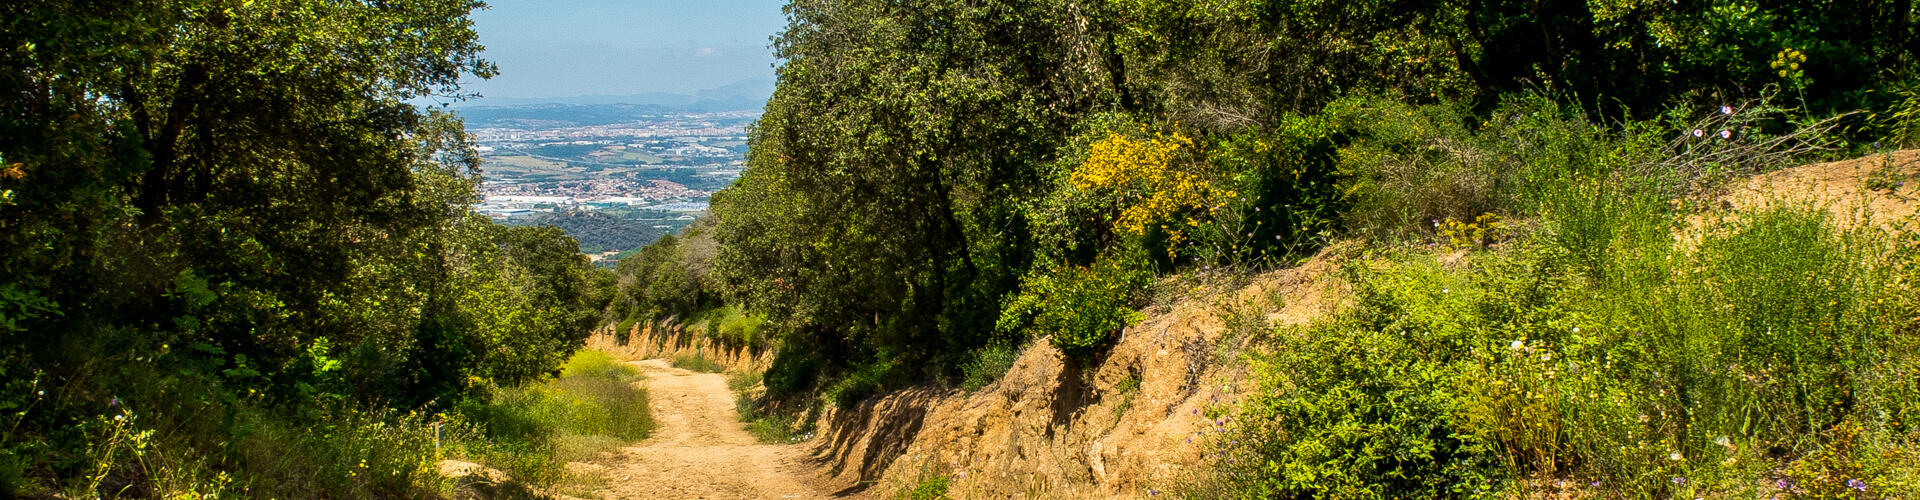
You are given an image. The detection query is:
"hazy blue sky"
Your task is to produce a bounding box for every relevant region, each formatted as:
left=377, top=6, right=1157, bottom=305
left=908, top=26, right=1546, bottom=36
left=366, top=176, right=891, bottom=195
left=460, top=0, right=788, bottom=99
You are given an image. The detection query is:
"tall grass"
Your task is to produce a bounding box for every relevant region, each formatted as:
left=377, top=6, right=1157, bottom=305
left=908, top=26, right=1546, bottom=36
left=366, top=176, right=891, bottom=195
left=727, top=370, right=806, bottom=444
left=1197, top=96, right=1919, bottom=497
left=1201, top=186, right=1920, bottom=497
left=671, top=353, right=726, bottom=373
left=454, top=349, right=654, bottom=487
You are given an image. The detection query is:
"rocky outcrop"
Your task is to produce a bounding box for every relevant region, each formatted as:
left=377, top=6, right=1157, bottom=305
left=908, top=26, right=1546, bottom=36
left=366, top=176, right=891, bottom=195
left=587, top=319, right=771, bottom=373
left=802, top=253, right=1348, bottom=498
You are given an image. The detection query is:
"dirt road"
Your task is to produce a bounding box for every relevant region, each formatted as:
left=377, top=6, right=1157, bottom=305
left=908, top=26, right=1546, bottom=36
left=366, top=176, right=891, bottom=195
left=573, top=359, right=855, bottom=499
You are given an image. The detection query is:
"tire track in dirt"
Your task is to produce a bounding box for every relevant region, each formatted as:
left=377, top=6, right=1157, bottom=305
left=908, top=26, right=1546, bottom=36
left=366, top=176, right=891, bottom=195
left=572, top=359, right=857, bottom=499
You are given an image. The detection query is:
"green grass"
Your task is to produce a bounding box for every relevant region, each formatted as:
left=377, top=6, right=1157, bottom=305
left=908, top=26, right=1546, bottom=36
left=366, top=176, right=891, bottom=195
left=1187, top=94, right=1920, bottom=498
left=671, top=353, right=726, bottom=373
left=960, top=343, right=1020, bottom=392
left=454, top=349, right=654, bottom=487
left=727, top=370, right=808, bottom=444
left=1198, top=194, right=1920, bottom=498
left=900, top=474, right=951, bottom=500
left=697, top=305, right=768, bottom=351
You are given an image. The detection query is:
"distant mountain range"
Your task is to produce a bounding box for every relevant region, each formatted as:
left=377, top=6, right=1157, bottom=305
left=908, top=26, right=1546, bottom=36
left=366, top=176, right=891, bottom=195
left=454, top=78, right=774, bottom=111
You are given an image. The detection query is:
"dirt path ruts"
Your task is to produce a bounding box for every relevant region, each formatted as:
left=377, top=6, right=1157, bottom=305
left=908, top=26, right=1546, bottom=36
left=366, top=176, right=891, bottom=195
left=575, top=359, right=855, bottom=499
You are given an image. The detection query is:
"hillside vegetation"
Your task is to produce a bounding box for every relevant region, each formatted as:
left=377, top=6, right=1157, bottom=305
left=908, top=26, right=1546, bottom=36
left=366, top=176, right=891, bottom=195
left=0, top=1, right=634, bottom=496
left=607, top=0, right=1920, bottom=497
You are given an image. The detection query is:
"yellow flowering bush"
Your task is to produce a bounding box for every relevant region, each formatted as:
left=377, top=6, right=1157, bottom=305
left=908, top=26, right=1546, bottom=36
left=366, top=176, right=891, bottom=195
left=1067, top=130, right=1228, bottom=248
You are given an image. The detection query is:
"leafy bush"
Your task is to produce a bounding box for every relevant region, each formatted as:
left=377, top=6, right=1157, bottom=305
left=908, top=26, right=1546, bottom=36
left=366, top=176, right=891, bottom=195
left=960, top=343, right=1021, bottom=392
left=1209, top=197, right=1920, bottom=497
left=456, top=349, right=653, bottom=485
left=825, top=359, right=896, bottom=408
left=902, top=474, right=951, bottom=500
left=1208, top=259, right=1500, bottom=499
left=670, top=353, right=726, bottom=373
left=615, top=316, right=639, bottom=344
left=1187, top=116, right=1344, bottom=265
left=998, top=256, right=1150, bottom=359
left=727, top=370, right=807, bottom=444
left=704, top=305, right=768, bottom=351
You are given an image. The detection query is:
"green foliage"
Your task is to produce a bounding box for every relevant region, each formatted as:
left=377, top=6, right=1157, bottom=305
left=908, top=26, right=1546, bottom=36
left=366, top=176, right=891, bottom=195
left=1209, top=262, right=1501, bottom=499
left=704, top=305, right=768, bottom=351
left=670, top=354, right=726, bottom=374
left=615, top=316, right=640, bottom=344
left=455, top=350, right=652, bottom=486
left=0, top=1, right=614, bottom=494
left=1188, top=116, right=1344, bottom=265
left=728, top=370, right=808, bottom=444
left=901, top=474, right=951, bottom=500
left=1871, top=83, right=1920, bottom=149
left=1210, top=192, right=1920, bottom=496
left=998, top=256, right=1150, bottom=359
left=960, top=343, right=1021, bottom=392
left=612, top=224, right=719, bottom=325
left=698, top=0, right=1920, bottom=411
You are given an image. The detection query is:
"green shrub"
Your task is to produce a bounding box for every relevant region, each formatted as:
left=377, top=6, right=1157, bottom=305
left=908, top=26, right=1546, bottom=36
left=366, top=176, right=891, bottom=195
left=456, top=349, right=654, bottom=486
left=1187, top=115, right=1343, bottom=265
left=998, top=255, right=1150, bottom=359
left=825, top=359, right=896, bottom=408
left=671, top=353, right=726, bottom=373
left=561, top=349, right=640, bottom=381
left=960, top=343, right=1021, bottom=392
left=726, top=370, right=807, bottom=444
left=704, top=306, right=768, bottom=351
left=901, top=474, right=951, bottom=500
left=1208, top=257, right=1501, bottom=499
left=1211, top=199, right=1920, bottom=497
left=615, top=316, right=639, bottom=344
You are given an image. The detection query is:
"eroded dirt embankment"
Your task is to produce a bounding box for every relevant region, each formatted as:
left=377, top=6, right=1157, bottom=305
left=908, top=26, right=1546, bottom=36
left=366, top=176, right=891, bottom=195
left=784, top=151, right=1920, bottom=499
left=589, top=320, right=770, bottom=373
left=793, top=256, right=1348, bottom=498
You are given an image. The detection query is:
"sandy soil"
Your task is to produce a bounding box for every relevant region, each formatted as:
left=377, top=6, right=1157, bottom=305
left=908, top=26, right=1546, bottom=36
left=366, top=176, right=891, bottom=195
left=571, top=359, right=859, bottom=500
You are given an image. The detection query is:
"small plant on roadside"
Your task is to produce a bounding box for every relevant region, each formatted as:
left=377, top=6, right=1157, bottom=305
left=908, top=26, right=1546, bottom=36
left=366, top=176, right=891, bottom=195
left=960, top=343, right=1020, bottom=392
left=1782, top=420, right=1896, bottom=500
left=455, top=350, right=653, bottom=487
left=900, top=473, right=951, bottom=500
left=1864, top=155, right=1909, bottom=192
left=1437, top=213, right=1508, bottom=249
left=671, top=353, right=725, bottom=373
left=997, top=256, right=1150, bottom=359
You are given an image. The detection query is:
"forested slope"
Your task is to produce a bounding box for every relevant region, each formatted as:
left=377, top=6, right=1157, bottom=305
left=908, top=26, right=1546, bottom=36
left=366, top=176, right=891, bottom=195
left=607, top=0, right=1920, bottom=497
left=1, top=1, right=618, bottom=496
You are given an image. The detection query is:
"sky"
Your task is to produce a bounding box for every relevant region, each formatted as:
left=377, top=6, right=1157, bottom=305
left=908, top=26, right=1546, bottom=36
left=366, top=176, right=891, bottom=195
left=458, top=0, right=788, bottom=100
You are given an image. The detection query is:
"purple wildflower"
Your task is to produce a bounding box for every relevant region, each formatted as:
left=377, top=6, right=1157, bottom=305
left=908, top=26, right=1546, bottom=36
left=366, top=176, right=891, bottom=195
left=1693, top=129, right=1705, bottom=138
left=1720, top=130, right=1731, bottom=139
left=1721, top=105, right=1734, bottom=115
left=1848, top=478, right=1867, bottom=491
left=1672, top=476, right=1686, bottom=485
left=109, top=396, right=119, bottom=407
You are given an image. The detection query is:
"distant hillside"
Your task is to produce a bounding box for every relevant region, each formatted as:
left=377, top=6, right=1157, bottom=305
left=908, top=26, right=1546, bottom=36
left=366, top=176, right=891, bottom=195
left=505, top=209, right=692, bottom=256
left=454, top=78, right=774, bottom=116
left=455, top=103, right=763, bottom=130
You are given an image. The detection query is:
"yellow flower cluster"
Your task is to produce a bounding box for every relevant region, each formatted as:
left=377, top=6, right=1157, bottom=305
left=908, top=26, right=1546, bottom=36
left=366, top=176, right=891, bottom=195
left=1069, top=130, right=1227, bottom=245
left=1438, top=213, right=1507, bottom=249
left=1771, top=47, right=1807, bottom=79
